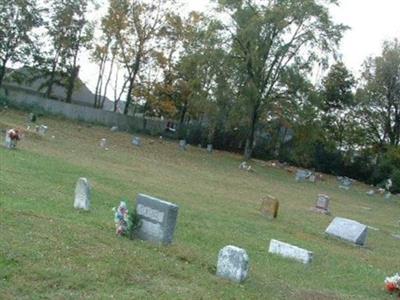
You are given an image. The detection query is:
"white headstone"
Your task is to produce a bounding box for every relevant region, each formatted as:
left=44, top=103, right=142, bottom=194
left=207, top=144, right=213, bottom=153
left=100, top=138, right=107, bottom=148
left=111, top=126, right=118, bottom=132
left=74, top=178, right=91, bottom=211
left=268, top=239, right=313, bottom=264
left=132, top=136, right=141, bottom=146
left=325, top=217, right=368, bottom=246
left=216, top=245, right=249, bottom=283
left=179, top=139, right=187, bottom=150
left=37, top=125, right=48, bottom=136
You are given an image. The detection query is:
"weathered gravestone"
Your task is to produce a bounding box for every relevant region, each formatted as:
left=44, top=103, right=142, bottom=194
left=216, top=245, right=249, bottom=283
left=295, top=170, right=314, bottom=182
left=268, top=239, right=313, bottom=264
left=325, top=217, right=368, bottom=246
left=207, top=144, right=213, bottom=153
left=366, top=190, right=375, bottom=196
left=132, top=136, right=141, bottom=146
left=36, top=125, right=48, bottom=136
left=74, top=178, right=91, bottom=210
left=135, top=194, right=179, bottom=245
left=100, top=138, right=107, bottom=148
left=110, top=126, right=118, bottom=132
left=338, top=177, right=353, bottom=190
left=28, top=113, right=36, bottom=122
left=260, top=195, right=279, bottom=219
left=179, top=139, right=187, bottom=150
left=311, top=194, right=330, bottom=215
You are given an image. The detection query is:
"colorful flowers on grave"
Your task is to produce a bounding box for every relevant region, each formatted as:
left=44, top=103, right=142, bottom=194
left=112, top=201, right=141, bottom=239
left=385, top=273, right=400, bottom=296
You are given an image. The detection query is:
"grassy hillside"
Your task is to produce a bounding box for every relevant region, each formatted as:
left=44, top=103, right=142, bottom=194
left=0, top=109, right=399, bottom=299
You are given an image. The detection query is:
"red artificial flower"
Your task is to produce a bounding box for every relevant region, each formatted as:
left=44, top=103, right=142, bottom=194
left=386, top=282, right=398, bottom=293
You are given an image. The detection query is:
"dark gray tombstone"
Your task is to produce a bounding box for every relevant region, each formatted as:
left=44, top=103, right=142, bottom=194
left=135, top=194, right=179, bottom=245
left=325, top=217, right=368, bottom=246
left=216, top=245, right=249, bottom=283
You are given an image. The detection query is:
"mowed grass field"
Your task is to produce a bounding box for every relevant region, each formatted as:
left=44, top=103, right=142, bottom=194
left=0, top=108, right=399, bottom=299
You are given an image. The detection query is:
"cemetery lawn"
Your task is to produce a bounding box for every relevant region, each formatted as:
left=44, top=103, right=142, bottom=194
left=1, top=109, right=399, bottom=300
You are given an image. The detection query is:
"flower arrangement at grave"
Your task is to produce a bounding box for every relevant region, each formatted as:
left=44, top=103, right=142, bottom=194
left=112, top=201, right=141, bottom=239
left=385, top=273, right=400, bottom=296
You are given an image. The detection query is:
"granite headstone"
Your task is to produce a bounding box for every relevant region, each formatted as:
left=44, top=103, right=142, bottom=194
left=325, top=217, right=368, bottom=246
left=216, top=245, right=249, bottom=283
left=135, top=194, right=179, bottom=245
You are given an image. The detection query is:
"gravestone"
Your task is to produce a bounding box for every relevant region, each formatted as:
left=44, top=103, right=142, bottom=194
left=384, top=192, right=392, bottom=200
left=110, top=126, right=118, bottom=132
left=132, top=136, right=141, bottom=146
left=36, top=125, right=48, bottom=136
left=179, top=139, right=187, bottom=150
left=239, top=161, right=252, bottom=171
left=338, top=177, right=352, bottom=190
left=325, top=217, right=368, bottom=246
left=74, top=178, right=90, bottom=211
left=260, top=196, right=279, bottom=219
left=28, top=113, right=36, bottom=122
left=312, top=194, right=330, bottom=215
left=135, top=194, right=179, bottom=245
left=216, top=245, right=249, bottom=283
left=366, top=190, right=375, bottom=196
left=100, top=138, right=107, bottom=148
left=207, top=144, right=213, bottom=153
left=295, top=170, right=313, bottom=182
left=268, top=239, right=313, bottom=264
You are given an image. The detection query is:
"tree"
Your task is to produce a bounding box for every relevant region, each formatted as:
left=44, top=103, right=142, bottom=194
left=357, top=39, right=400, bottom=147
left=108, top=0, right=171, bottom=115
left=43, top=0, right=93, bottom=102
left=0, top=0, right=42, bottom=88
left=216, top=0, right=348, bottom=159
left=320, top=62, right=356, bottom=149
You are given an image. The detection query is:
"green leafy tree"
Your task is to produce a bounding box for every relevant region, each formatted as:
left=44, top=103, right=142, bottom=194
left=320, top=62, right=356, bottom=149
left=357, top=39, right=400, bottom=147
left=216, top=0, right=348, bottom=159
left=0, top=0, right=42, bottom=88
left=43, top=0, right=93, bottom=103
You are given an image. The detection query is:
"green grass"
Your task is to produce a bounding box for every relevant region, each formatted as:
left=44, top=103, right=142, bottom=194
left=0, top=108, right=399, bottom=299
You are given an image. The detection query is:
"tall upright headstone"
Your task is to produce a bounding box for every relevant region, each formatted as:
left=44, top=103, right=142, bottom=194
left=135, top=194, right=179, bottom=245
left=74, top=178, right=91, bottom=211
left=325, top=217, right=368, bottom=246
left=207, top=144, right=213, bottom=153
left=100, top=138, right=107, bottom=148
left=216, top=245, right=249, bottom=283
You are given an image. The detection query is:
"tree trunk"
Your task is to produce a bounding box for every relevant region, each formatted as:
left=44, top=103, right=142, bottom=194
left=123, top=53, right=141, bottom=115
left=100, top=53, right=115, bottom=109
left=244, top=106, right=258, bottom=160
left=179, top=100, right=188, bottom=125
left=0, top=63, right=6, bottom=89
left=45, top=51, right=59, bottom=99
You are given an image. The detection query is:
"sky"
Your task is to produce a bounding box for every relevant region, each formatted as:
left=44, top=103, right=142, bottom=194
left=79, top=0, right=400, bottom=96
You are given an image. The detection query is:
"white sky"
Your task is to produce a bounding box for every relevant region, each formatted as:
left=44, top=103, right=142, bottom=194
left=79, top=0, right=400, bottom=96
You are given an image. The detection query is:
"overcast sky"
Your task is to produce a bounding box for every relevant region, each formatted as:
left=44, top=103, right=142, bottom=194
left=80, top=0, right=400, bottom=95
